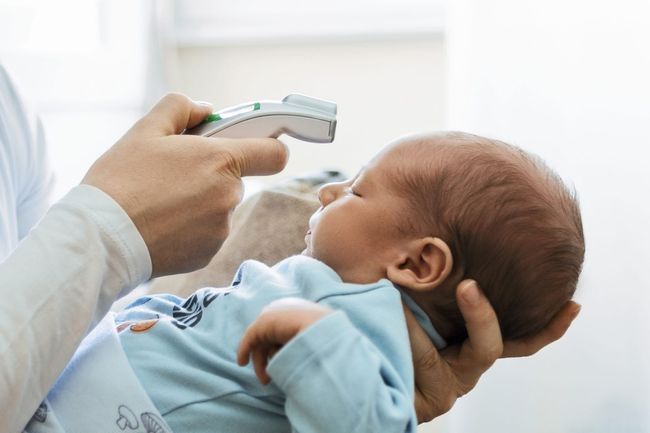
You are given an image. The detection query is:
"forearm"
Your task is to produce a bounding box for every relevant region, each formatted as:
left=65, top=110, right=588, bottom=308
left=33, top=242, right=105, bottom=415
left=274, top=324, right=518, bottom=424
left=267, top=311, right=416, bottom=433
left=0, top=185, right=151, bottom=433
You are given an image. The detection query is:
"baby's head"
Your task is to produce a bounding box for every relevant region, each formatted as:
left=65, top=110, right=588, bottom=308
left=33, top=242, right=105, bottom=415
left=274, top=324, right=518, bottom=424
left=303, top=131, right=584, bottom=343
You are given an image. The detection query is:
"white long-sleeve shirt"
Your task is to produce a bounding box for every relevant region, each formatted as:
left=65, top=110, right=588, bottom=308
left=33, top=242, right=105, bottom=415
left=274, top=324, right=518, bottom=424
left=0, top=64, right=152, bottom=433
left=0, top=64, right=52, bottom=261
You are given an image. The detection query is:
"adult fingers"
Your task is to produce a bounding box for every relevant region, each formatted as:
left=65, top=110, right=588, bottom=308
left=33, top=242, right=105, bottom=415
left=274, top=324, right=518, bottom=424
left=214, top=138, right=289, bottom=177
left=456, top=280, right=503, bottom=374
left=501, top=300, right=581, bottom=358
left=134, top=93, right=213, bottom=136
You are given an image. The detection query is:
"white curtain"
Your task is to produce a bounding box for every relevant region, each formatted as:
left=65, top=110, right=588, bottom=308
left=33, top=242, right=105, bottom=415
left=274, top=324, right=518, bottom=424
left=441, top=1, right=650, bottom=432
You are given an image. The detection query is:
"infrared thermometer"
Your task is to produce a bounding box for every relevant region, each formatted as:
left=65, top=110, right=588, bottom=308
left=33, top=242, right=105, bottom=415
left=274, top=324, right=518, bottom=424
left=184, top=94, right=337, bottom=143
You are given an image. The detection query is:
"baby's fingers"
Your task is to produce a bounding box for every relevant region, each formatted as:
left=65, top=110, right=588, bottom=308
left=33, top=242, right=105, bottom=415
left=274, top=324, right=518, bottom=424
left=237, top=323, right=262, bottom=366
left=252, top=347, right=272, bottom=384
left=238, top=328, right=279, bottom=384
left=237, top=325, right=272, bottom=384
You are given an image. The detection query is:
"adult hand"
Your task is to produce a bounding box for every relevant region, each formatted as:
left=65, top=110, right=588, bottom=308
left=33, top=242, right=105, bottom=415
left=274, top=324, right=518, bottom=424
left=82, top=93, right=289, bottom=277
left=404, top=280, right=581, bottom=423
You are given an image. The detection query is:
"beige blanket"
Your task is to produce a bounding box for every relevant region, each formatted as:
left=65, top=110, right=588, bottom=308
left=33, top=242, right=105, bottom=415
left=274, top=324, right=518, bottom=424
left=150, top=187, right=320, bottom=298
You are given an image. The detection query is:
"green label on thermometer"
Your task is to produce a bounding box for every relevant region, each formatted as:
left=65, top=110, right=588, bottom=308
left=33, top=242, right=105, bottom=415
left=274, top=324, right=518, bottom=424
left=202, top=102, right=261, bottom=125
left=202, top=113, right=222, bottom=124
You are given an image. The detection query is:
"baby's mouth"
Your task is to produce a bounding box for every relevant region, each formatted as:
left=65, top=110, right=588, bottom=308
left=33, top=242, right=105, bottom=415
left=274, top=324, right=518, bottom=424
left=302, top=230, right=312, bottom=255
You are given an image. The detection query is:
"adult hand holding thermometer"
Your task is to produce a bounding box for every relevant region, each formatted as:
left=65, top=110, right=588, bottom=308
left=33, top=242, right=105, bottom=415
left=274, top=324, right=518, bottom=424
left=184, top=94, right=337, bottom=143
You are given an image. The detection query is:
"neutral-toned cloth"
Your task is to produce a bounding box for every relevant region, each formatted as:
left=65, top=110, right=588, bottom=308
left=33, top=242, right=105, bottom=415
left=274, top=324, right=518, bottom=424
left=150, top=188, right=320, bottom=298
left=149, top=170, right=347, bottom=298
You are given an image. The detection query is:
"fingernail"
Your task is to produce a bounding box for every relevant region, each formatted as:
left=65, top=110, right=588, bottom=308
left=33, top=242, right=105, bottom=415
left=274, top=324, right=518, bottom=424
left=460, top=280, right=480, bottom=305
left=196, top=100, right=212, bottom=108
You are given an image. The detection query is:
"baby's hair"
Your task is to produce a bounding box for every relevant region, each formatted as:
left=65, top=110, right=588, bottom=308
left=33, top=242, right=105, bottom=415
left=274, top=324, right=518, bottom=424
left=393, top=132, right=585, bottom=343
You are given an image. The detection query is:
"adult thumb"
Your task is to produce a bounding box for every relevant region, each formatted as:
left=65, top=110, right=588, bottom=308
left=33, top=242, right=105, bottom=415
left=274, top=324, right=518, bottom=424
left=134, top=93, right=213, bottom=136
left=216, top=138, right=290, bottom=177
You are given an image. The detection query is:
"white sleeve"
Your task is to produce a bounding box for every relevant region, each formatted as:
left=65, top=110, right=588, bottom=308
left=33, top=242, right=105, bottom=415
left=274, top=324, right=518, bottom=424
left=15, top=115, right=54, bottom=239
left=0, top=184, right=152, bottom=433
left=0, top=63, right=54, bottom=242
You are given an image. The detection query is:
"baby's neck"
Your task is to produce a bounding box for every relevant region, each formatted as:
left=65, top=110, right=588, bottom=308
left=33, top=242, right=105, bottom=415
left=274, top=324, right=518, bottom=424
left=403, top=289, right=459, bottom=345
left=425, top=308, right=458, bottom=345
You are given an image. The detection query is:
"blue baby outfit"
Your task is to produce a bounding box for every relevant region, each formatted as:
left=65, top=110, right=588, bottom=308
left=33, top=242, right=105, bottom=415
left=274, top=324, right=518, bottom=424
left=117, top=255, right=430, bottom=433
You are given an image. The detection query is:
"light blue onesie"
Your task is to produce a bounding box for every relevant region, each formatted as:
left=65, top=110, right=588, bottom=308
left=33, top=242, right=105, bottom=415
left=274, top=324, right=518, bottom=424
left=116, top=255, right=446, bottom=433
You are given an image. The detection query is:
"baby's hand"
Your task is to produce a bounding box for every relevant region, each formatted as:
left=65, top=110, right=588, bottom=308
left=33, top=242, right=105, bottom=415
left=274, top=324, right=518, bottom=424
left=237, top=298, right=332, bottom=384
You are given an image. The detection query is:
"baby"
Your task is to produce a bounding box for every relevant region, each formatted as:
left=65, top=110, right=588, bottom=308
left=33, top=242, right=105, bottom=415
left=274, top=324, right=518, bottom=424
left=26, top=132, right=584, bottom=433
left=288, top=130, right=584, bottom=343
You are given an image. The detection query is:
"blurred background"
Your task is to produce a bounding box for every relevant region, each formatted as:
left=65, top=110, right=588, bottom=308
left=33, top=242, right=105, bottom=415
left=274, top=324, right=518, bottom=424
left=1, top=0, right=648, bottom=431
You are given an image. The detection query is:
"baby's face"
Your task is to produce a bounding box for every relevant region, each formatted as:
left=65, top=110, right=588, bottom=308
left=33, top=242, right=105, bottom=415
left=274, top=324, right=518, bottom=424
left=303, top=140, right=417, bottom=283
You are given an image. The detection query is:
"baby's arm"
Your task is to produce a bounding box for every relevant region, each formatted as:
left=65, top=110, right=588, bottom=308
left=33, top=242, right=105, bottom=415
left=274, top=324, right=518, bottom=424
left=237, top=298, right=331, bottom=384
left=238, top=298, right=416, bottom=433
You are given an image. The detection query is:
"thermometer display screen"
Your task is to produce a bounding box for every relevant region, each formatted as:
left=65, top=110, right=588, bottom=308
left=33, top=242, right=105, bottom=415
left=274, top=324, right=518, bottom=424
left=217, top=102, right=261, bottom=119
left=218, top=104, right=255, bottom=119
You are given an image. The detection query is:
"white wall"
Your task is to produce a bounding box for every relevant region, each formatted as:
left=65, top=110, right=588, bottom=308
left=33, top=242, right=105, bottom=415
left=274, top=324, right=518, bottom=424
left=172, top=38, right=446, bottom=191
left=0, top=0, right=159, bottom=201
left=437, top=1, right=650, bottom=432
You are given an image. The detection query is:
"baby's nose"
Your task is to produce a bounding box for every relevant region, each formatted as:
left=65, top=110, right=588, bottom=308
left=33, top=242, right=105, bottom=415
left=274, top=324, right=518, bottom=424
left=317, top=183, right=338, bottom=206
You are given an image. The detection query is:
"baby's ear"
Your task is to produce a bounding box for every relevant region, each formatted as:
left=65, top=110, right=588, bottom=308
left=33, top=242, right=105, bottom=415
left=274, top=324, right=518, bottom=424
left=387, top=237, right=453, bottom=292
